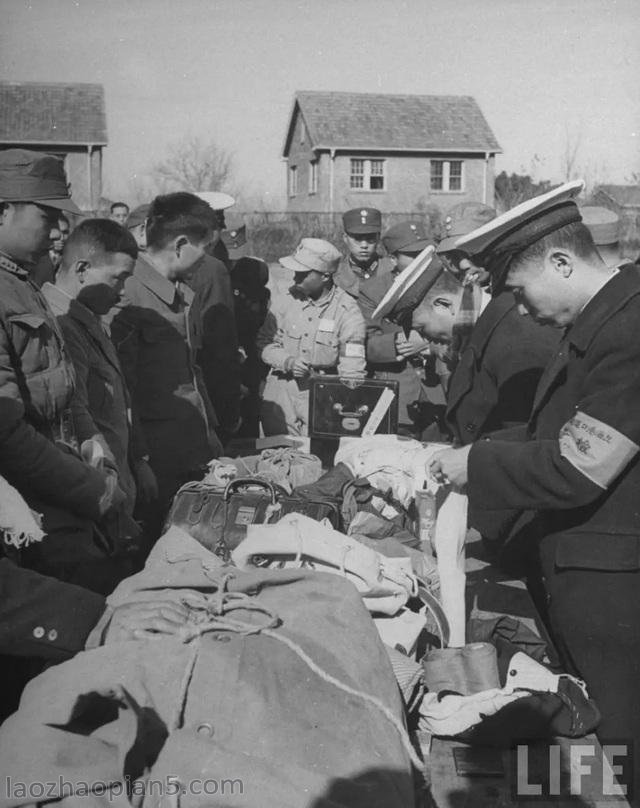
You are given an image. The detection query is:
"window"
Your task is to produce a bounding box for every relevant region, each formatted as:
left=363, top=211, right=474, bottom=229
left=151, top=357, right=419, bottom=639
left=309, top=160, right=318, bottom=194
left=300, top=122, right=306, bottom=146
left=430, top=160, right=464, bottom=192
left=350, top=158, right=386, bottom=191
left=350, top=159, right=365, bottom=189
left=289, top=165, right=298, bottom=197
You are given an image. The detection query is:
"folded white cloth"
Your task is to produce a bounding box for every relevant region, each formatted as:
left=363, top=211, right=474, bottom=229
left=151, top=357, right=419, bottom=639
left=232, top=513, right=418, bottom=615
left=0, top=473, right=45, bottom=548
left=419, top=688, right=528, bottom=736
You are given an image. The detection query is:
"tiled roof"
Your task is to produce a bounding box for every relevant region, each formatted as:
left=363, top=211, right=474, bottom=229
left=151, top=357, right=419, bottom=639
left=284, top=91, right=500, bottom=156
left=0, top=82, right=107, bottom=145
left=595, top=184, right=640, bottom=207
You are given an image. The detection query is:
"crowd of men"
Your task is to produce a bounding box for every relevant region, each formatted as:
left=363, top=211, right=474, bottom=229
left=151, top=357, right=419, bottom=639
left=1, top=145, right=639, bottom=799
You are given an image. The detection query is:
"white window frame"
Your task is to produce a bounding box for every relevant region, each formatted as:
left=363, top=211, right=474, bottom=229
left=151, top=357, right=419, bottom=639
left=430, top=159, right=465, bottom=192
left=289, top=165, right=298, bottom=197
left=350, top=158, right=386, bottom=191
left=308, top=160, right=318, bottom=195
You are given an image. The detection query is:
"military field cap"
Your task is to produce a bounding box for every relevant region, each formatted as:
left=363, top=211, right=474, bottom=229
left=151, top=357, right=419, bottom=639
left=280, top=237, right=342, bottom=275
left=194, top=191, right=235, bottom=211
left=0, top=148, right=81, bottom=214
left=127, top=203, right=150, bottom=229
left=221, top=225, right=247, bottom=251
left=437, top=202, right=497, bottom=254
left=579, top=206, right=619, bottom=246
left=373, top=245, right=445, bottom=322
left=453, top=180, right=584, bottom=292
left=343, top=207, right=382, bottom=235
left=382, top=220, right=432, bottom=255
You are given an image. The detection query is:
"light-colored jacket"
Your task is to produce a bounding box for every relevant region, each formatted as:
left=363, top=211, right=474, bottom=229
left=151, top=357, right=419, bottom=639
left=261, top=284, right=366, bottom=378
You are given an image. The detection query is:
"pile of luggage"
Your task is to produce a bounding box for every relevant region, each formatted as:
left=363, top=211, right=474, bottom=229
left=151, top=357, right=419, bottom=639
left=0, top=436, right=601, bottom=808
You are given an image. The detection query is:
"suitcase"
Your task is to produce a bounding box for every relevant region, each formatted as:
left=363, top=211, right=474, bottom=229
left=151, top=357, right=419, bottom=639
left=164, top=477, right=341, bottom=559
left=308, top=376, right=399, bottom=438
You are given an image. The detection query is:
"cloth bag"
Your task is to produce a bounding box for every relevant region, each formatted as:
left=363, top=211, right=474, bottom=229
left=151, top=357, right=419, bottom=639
left=0, top=526, right=417, bottom=808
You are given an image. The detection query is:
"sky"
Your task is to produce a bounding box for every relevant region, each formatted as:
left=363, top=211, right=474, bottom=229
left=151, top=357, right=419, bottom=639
left=2, top=0, right=639, bottom=207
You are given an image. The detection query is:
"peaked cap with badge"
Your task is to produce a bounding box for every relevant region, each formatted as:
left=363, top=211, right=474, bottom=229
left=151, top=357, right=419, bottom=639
left=437, top=202, right=497, bottom=254
left=452, top=180, right=585, bottom=291
left=382, top=220, right=432, bottom=255
left=194, top=191, right=236, bottom=212
left=372, top=245, right=447, bottom=323
left=342, top=207, right=382, bottom=235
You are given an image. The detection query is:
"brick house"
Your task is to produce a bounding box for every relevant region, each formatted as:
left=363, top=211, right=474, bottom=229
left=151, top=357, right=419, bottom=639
left=282, top=91, right=501, bottom=214
left=0, top=81, right=107, bottom=212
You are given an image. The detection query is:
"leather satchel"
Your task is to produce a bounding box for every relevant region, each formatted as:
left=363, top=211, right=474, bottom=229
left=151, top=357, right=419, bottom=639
left=164, top=477, right=340, bottom=560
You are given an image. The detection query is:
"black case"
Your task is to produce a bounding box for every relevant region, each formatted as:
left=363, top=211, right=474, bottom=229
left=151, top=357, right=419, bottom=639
left=165, top=477, right=341, bottom=559
left=308, top=376, right=399, bottom=438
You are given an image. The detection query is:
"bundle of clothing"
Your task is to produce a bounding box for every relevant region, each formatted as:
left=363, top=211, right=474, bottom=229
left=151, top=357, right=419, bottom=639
left=205, top=447, right=323, bottom=493
left=0, top=526, right=418, bottom=808
left=294, top=435, right=468, bottom=647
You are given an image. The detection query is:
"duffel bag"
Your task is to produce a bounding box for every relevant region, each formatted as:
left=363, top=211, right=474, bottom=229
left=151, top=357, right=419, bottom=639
left=164, top=477, right=341, bottom=559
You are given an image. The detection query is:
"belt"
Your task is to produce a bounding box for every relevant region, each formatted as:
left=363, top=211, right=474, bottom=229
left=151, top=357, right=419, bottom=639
left=271, top=366, right=338, bottom=381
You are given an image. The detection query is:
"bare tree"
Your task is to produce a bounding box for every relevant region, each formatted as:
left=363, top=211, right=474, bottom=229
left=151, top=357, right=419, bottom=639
left=494, top=171, right=555, bottom=213
left=150, top=135, right=235, bottom=194
left=560, top=124, right=583, bottom=182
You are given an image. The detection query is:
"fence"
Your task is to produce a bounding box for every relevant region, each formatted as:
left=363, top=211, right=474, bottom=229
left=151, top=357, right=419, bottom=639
left=235, top=209, right=444, bottom=263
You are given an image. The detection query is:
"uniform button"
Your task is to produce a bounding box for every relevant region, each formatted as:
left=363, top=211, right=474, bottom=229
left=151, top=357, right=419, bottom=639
left=33, top=626, right=45, bottom=639
left=464, top=423, right=476, bottom=432
left=196, top=722, right=215, bottom=737
left=47, top=629, right=58, bottom=641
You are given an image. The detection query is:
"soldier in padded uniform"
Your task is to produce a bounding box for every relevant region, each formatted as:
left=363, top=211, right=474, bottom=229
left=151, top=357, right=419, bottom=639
left=0, top=149, right=126, bottom=594
left=260, top=238, right=366, bottom=436
left=431, top=182, right=640, bottom=802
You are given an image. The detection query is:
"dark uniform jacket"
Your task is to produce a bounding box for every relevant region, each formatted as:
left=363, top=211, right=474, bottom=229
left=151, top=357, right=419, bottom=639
left=108, top=257, right=215, bottom=501
left=188, top=254, right=241, bottom=437
left=0, top=557, right=104, bottom=662
left=335, top=256, right=424, bottom=424
left=445, top=292, right=560, bottom=445
left=0, top=253, right=108, bottom=522
left=42, top=283, right=137, bottom=512
left=468, top=266, right=640, bottom=571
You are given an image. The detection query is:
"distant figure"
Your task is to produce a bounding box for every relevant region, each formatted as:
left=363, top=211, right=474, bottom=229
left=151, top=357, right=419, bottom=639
left=127, top=203, right=150, bottom=251
left=110, top=201, right=130, bottom=227
left=188, top=191, right=241, bottom=444
left=580, top=206, right=623, bottom=267
left=194, top=191, right=235, bottom=268
left=57, top=213, right=70, bottom=248
left=223, top=225, right=271, bottom=438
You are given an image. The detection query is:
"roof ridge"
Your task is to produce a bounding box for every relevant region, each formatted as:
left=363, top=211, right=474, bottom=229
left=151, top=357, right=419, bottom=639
left=284, top=91, right=500, bottom=156
left=297, top=89, right=474, bottom=99
left=0, top=80, right=104, bottom=88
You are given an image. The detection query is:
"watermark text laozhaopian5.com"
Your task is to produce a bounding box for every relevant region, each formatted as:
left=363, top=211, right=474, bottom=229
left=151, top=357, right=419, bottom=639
left=4, top=776, right=244, bottom=801
left=511, top=741, right=634, bottom=801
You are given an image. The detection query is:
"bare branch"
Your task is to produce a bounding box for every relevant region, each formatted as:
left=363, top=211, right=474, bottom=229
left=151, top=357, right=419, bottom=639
left=150, top=135, right=236, bottom=193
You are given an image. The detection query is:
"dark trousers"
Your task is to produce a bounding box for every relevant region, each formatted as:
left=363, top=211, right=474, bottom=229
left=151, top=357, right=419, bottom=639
left=540, top=545, right=640, bottom=804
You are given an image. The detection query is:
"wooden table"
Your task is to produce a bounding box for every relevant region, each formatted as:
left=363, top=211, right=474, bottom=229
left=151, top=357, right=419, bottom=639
left=424, top=538, right=632, bottom=808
